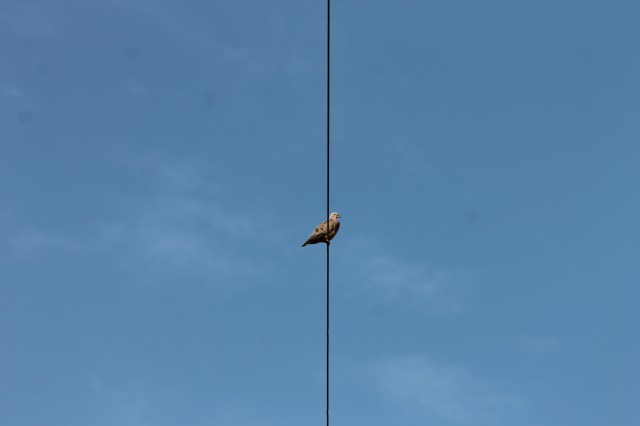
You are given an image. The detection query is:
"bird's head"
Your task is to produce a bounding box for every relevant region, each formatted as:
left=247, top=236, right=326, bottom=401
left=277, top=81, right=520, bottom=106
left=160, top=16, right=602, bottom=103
left=330, top=212, right=341, bottom=220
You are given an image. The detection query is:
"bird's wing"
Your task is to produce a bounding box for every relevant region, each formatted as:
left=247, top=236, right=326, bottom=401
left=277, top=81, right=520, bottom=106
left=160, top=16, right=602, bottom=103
left=311, top=220, right=328, bottom=237
left=304, top=220, right=328, bottom=242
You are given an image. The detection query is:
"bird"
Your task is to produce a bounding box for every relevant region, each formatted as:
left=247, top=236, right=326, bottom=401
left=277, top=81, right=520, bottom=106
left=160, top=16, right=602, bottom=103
left=302, top=212, right=341, bottom=247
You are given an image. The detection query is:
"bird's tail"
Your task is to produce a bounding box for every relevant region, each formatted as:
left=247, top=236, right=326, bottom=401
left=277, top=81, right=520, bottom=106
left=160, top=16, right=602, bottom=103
left=301, top=242, right=308, bottom=247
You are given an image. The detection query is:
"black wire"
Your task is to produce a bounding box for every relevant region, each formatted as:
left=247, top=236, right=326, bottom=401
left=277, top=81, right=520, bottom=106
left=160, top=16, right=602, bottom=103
left=326, top=1, right=331, bottom=425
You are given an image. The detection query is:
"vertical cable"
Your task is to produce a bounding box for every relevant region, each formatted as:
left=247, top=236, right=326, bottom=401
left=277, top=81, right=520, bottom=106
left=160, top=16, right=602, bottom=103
left=325, top=1, right=331, bottom=425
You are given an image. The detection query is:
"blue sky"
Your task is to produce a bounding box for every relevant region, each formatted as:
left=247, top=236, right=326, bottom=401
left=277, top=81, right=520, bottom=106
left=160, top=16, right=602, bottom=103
left=1, top=1, right=639, bottom=425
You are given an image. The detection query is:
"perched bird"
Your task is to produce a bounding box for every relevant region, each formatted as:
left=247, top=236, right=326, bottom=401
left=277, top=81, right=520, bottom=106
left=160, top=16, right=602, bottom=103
left=302, top=212, right=341, bottom=247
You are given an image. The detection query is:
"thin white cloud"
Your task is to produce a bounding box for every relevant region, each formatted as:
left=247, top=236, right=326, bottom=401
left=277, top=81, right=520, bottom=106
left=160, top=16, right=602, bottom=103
left=104, top=0, right=251, bottom=56
left=9, top=228, right=82, bottom=254
left=101, top=159, right=283, bottom=288
left=88, top=373, right=164, bottom=426
left=106, top=0, right=205, bottom=45
left=98, top=197, right=271, bottom=287
left=102, top=0, right=301, bottom=88
left=369, top=356, right=525, bottom=424
left=6, top=157, right=281, bottom=289
left=336, top=237, right=468, bottom=315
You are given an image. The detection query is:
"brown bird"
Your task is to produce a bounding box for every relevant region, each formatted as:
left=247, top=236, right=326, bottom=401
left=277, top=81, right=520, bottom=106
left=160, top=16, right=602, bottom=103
left=302, top=212, right=341, bottom=247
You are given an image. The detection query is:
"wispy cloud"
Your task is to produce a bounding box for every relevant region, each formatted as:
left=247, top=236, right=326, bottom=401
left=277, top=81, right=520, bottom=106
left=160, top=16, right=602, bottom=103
left=106, top=0, right=252, bottom=57
left=107, top=0, right=206, bottom=44
left=336, top=237, right=469, bottom=315
left=6, top=157, right=281, bottom=289
left=89, top=373, right=165, bottom=426
left=102, top=160, right=285, bottom=288
left=369, top=356, right=525, bottom=424
left=9, top=228, right=83, bottom=254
